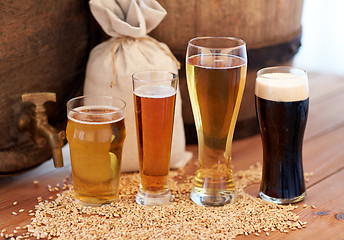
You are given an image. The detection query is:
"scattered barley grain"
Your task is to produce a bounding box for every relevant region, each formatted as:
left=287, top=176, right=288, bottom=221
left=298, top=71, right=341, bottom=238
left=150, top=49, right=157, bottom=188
left=19, top=163, right=308, bottom=239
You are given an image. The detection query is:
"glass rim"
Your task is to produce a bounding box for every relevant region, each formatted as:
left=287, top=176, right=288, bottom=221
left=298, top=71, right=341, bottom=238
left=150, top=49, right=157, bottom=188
left=67, top=95, right=126, bottom=116
left=187, top=36, right=246, bottom=50
left=132, top=71, right=178, bottom=84
left=257, top=66, right=307, bottom=79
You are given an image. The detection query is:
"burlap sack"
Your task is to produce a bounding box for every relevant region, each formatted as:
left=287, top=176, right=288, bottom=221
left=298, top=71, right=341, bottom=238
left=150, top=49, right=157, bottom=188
left=84, top=0, right=192, bottom=172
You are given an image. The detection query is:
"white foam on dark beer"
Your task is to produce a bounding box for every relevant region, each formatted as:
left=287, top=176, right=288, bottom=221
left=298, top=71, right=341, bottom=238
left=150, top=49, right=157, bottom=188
left=134, top=85, right=176, bottom=99
left=68, top=106, right=124, bottom=125
left=255, top=73, right=309, bottom=102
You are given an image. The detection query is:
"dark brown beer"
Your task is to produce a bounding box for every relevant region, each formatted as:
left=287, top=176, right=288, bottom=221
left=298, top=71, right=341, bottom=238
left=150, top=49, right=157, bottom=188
left=256, top=97, right=308, bottom=200
left=255, top=69, right=309, bottom=203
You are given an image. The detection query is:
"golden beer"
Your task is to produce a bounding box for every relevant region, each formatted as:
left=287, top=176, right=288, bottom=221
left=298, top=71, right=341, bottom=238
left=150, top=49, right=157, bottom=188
left=132, top=71, right=178, bottom=206
left=66, top=97, right=126, bottom=205
left=186, top=37, right=247, bottom=206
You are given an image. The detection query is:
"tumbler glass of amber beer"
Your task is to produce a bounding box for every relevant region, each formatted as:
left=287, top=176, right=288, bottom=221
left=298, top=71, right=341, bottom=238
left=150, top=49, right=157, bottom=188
left=133, top=71, right=178, bottom=206
left=66, top=96, right=126, bottom=205
left=255, top=66, right=309, bottom=204
left=186, top=37, right=247, bottom=206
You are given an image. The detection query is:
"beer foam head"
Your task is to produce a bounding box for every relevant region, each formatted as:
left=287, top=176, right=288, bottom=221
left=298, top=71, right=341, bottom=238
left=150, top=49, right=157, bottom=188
left=68, top=106, right=124, bottom=125
left=134, top=85, right=176, bottom=98
left=255, top=72, right=309, bottom=102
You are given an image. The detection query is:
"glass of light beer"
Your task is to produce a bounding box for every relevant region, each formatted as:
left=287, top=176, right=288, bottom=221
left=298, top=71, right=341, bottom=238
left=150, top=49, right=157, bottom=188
left=132, top=71, right=178, bottom=206
left=66, top=96, right=126, bottom=205
left=255, top=66, right=309, bottom=204
left=186, top=37, right=247, bottom=206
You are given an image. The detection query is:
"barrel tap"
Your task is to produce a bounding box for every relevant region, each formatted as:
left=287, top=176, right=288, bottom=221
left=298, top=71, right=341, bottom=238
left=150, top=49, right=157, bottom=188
left=17, top=92, right=65, bottom=168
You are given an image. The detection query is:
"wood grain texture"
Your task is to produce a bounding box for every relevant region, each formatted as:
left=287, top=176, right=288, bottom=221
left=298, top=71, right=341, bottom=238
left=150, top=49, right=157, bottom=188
left=150, top=0, right=304, bottom=55
left=0, top=167, right=72, bottom=233
left=0, top=0, right=91, bottom=172
left=236, top=170, right=344, bottom=239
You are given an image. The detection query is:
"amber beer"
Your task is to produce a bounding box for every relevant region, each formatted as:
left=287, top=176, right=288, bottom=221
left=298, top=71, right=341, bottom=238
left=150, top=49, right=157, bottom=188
left=186, top=37, right=247, bottom=206
left=66, top=96, right=126, bottom=205
left=133, top=71, right=177, bottom=206
left=255, top=67, right=309, bottom=204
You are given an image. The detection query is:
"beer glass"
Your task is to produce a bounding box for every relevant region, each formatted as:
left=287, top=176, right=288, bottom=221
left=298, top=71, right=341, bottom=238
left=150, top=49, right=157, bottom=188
left=66, top=96, right=126, bottom=205
left=255, top=66, right=309, bottom=204
left=132, top=71, right=178, bottom=206
left=186, top=37, right=247, bottom=206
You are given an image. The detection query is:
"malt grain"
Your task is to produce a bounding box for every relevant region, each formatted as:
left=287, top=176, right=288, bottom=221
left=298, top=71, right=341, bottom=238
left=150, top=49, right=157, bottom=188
left=21, top=163, right=308, bottom=239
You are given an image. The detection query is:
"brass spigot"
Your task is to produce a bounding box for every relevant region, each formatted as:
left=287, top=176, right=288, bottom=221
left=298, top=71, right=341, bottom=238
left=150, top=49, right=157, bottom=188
left=18, top=92, right=65, bottom=168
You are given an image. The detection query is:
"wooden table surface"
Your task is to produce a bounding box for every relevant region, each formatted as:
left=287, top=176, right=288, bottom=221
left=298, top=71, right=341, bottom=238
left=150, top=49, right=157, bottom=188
left=1, top=72, right=344, bottom=239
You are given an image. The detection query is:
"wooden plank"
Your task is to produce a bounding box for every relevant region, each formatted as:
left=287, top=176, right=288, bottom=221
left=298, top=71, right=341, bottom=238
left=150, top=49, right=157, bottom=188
left=285, top=168, right=344, bottom=240
left=308, top=72, right=344, bottom=105
left=306, top=88, right=344, bottom=141
left=300, top=73, right=344, bottom=140
left=232, top=135, right=263, bottom=169
left=0, top=167, right=72, bottom=229
left=303, top=124, right=344, bottom=186
left=236, top=169, right=344, bottom=239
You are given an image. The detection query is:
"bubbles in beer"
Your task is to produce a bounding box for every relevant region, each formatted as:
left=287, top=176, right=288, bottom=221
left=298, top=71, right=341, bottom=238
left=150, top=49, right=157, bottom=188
left=68, top=106, right=125, bottom=125
left=66, top=105, right=126, bottom=204
left=133, top=83, right=176, bottom=200
left=186, top=53, right=246, bottom=206
left=191, top=54, right=246, bottom=69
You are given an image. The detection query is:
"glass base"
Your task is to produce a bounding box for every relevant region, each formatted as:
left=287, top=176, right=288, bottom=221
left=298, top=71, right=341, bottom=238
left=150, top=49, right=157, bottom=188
left=190, top=187, right=237, bottom=206
left=74, top=198, right=115, bottom=207
left=136, top=189, right=172, bottom=206
left=73, top=192, right=118, bottom=206
left=259, top=191, right=306, bottom=204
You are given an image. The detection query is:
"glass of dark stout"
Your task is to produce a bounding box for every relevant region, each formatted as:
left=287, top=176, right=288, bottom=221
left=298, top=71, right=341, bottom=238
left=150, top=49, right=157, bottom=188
left=255, top=66, right=309, bottom=204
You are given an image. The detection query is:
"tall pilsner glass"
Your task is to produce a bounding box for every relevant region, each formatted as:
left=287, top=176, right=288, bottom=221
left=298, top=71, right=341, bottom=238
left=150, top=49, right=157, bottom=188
left=186, top=37, right=247, bottom=206
left=133, top=71, right=178, bottom=206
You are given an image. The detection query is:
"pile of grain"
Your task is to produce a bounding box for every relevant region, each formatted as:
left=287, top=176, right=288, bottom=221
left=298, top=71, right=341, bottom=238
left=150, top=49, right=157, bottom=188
left=22, top=163, right=306, bottom=239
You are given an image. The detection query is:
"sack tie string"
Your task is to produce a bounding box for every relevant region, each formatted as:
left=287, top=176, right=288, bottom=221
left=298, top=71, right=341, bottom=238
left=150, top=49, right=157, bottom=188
left=110, top=36, right=180, bottom=88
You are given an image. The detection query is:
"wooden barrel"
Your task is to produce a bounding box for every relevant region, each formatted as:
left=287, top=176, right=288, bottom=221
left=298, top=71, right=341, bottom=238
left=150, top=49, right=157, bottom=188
left=0, top=0, right=93, bottom=174
left=150, top=0, right=304, bottom=142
